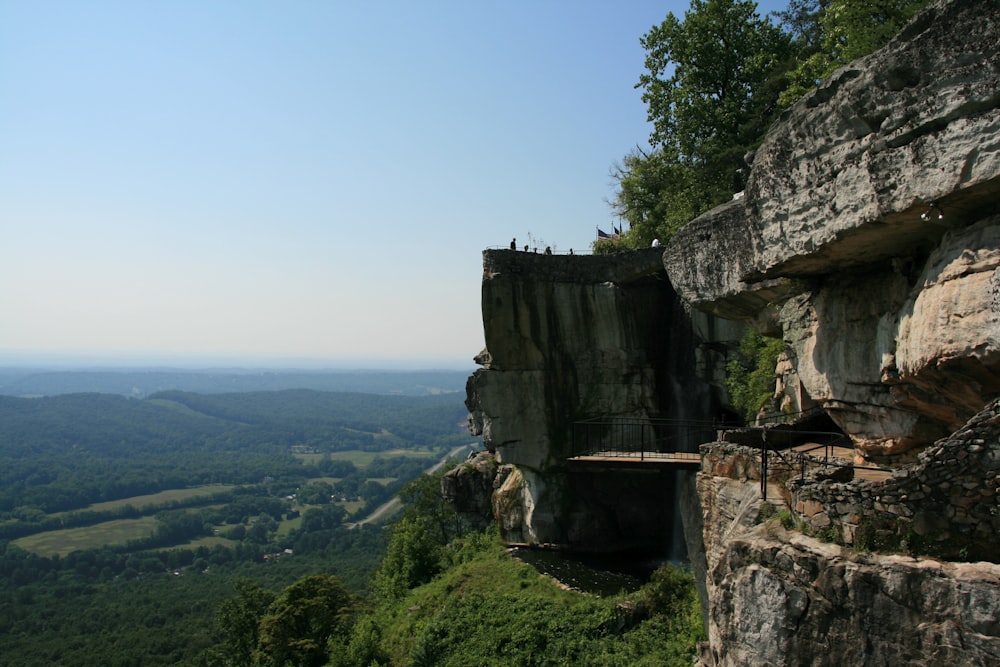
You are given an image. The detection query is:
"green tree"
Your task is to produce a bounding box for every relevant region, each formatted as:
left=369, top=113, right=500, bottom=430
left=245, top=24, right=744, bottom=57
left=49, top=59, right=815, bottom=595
left=297, top=481, right=335, bottom=505
left=778, top=0, right=927, bottom=105
left=725, top=329, right=786, bottom=423
left=370, top=516, right=443, bottom=601
left=610, top=0, right=792, bottom=245
left=254, top=574, right=358, bottom=667
left=212, top=580, right=276, bottom=667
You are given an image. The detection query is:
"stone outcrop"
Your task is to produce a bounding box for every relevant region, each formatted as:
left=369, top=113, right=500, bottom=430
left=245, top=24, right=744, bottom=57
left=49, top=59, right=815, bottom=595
left=440, top=450, right=498, bottom=532
left=663, top=0, right=1000, bottom=457
left=702, top=526, right=1000, bottom=667
left=458, top=2, right=999, bottom=664
left=465, top=247, right=732, bottom=548
left=694, top=400, right=1000, bottom=666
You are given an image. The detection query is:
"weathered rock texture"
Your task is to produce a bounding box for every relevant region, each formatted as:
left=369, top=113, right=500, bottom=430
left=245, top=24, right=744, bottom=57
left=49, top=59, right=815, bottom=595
left=664, top=0, right=1000, bottom=457
left=465, top=248, right=733, bottom=548
left=702, top=526, right=1000, bottom=667
left=691, top=400, right=999, bottom=665
left=459, top=1, right=1000, bottom=664
left=795, top=398, right=1000, bottom=562
left=692, top=400, right=1000, bottom=665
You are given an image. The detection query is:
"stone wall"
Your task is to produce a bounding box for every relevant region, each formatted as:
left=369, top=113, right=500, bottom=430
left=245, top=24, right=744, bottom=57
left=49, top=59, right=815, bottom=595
left=700, top=525, right=1000, bottom=667
left=694, top=401, right=1000, bottom=666
left=794, top=398, right=1000, bottom=561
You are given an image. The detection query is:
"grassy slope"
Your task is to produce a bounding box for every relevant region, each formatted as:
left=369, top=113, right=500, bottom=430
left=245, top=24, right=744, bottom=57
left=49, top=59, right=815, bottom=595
left=372, top=542, right=705, bottom=667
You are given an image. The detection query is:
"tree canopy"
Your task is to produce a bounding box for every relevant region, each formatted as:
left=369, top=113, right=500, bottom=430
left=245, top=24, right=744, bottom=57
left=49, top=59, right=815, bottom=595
left=604, top=0, right=927, bottom=250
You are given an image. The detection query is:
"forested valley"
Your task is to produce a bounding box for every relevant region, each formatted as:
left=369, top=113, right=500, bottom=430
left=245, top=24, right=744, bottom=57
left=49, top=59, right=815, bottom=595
left=0, top=377, right=706, bottom=667
left=0, top=0, right=932, bottom=663
left=0, top=383, right=471, bottom=665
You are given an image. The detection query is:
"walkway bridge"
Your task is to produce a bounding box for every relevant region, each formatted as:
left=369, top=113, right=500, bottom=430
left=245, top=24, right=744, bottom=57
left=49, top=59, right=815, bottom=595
left=567, top=417, right=716, bottom=470
left=568, top=415, right=890, bottom=495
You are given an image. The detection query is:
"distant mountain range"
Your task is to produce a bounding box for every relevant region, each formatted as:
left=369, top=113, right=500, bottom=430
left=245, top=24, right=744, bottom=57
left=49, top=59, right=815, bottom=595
left=0, top=367, right=472, bottom=398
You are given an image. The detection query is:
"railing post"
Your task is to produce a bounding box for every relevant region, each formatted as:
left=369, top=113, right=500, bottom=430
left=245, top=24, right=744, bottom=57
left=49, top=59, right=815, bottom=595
left=761, top=430, right=768, bottom=502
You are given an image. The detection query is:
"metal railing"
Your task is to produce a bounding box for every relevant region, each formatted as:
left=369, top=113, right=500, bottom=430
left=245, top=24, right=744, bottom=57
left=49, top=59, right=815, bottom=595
left=570, top=416, right=887, bottom=495
left=571, top=417, right=716, bottom=461
left=757, top=430, right=887, bottom=500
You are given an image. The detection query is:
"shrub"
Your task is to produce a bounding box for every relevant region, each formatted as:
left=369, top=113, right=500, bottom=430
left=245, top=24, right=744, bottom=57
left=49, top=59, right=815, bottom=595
left=726, top=329, right=785, bottom=423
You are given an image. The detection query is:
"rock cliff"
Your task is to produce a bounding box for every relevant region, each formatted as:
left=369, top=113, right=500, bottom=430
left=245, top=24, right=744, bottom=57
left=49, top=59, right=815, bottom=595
left=463, top=248, right=736, bottom=549
left=460, top=0, right=999, bottom=664
left=663, top=0, right=1000, bottom=458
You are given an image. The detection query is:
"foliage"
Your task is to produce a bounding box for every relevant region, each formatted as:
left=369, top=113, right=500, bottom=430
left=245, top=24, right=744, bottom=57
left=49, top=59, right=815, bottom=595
left=372, top=541, right=705, bottom=667
left=0, top=389, right=467, bottom=516
left=254, top=574, right=359, bottom=667
left=366, top=470, right=473, bottom=597
left=608, top=0, right=927, bottom=244
left=212, top=580, right=277, bottom=667
left=369, top=515, right=444, bottom=602
left=778, top=0, right=928, bottom=106
left=0, top=385, right=461, bottom=666
left=725, top=328, right=785, bottom=424
left=608, top=0, right=792, bottom=246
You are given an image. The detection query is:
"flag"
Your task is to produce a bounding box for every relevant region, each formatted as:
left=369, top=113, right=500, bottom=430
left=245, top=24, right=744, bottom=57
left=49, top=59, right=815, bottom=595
left=596, top=227, right=611, bottom=240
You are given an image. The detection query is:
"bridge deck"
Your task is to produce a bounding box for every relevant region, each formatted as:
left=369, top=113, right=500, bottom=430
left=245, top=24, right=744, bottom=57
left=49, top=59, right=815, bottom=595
left=566, top=451, right=701, bottom=468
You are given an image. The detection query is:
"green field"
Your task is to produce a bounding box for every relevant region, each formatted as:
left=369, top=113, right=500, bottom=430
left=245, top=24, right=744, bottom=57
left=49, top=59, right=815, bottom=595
left=322, top=448, right=439, bottom=466
left=53, top=484, right=234, bottom=516
left=182, top=535, right=238, bottom=551
left=14, top=517, right=160, bottom=557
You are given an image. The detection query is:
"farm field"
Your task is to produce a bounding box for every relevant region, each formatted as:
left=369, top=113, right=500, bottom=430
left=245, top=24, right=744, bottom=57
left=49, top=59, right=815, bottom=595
left=53, top=484, right=234, bottom=516
left=14, top=517, right=160, bottom=557
left=324, top=448, right=441, bottom=466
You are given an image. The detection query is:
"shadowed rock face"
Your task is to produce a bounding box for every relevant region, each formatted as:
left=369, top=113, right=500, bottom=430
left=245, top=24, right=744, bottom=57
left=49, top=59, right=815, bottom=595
left=464, top=248, right=732, bottom=548
left=664, top=0, right=1000, bottom=457
left=702, top=526, right=1000, bottom=667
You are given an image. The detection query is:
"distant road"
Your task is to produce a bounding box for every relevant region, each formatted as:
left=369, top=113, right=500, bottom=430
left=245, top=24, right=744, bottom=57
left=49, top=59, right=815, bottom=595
left=349, top=444, right=473, bottom=528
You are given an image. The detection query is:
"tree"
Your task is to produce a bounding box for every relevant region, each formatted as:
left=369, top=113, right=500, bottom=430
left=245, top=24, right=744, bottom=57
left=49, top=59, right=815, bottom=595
left=610, top=0, right=792, bottom=245
left=254, top=574, right=358, bottom=667
left=370, top=515, right=443, bottom=601
left=212, top=580, right=276, bottom=667
left=725, top=329, right=785, bottom=423
left=778, top=0, right=927, bottom=105
left=297, top=481, right=334, bottom=505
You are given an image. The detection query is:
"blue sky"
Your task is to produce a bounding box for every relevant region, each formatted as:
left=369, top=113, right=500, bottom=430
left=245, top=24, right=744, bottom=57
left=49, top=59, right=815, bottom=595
left=0, top=0, right=786, bottom=369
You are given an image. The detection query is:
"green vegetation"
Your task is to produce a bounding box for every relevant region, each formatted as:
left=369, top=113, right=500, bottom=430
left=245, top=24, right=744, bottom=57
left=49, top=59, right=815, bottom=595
left=203, top=474, right=706, bottom=667
left=48, top=484, right=234, bottom=517
left=13, top=517, right=161, bottom=558
left=1, top=375, right=706, bottom=665
left=777, top=0, right=928, bottom=105
left=0, top=389, right=468, bottom=520
left=0, top=385, right=469, bottom=666
left=603, top=0, right=927, bottom=250
left=366, top=542, right=704, bottom=667
left=725, top=328, right=786, bottom=423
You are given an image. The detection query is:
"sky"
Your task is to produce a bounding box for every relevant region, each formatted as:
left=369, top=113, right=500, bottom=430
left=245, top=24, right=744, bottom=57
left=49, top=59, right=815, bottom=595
left=0, top=0, right=787, bottom=370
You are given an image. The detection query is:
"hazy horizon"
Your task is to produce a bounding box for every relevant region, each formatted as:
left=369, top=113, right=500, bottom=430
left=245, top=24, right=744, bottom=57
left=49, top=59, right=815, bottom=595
left=0, top=349, right=476, bottom=372
left=1, top=1, right=787, bottom=365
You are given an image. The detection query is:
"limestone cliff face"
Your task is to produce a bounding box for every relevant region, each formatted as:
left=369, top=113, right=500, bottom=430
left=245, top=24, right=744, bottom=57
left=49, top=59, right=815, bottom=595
left=465, top=248, right=734, bottom=548
left=663, top=0, right=1000, bottom=458
left=694, top=399, right=1000, bottom=665
left=703, top=526, right=1000, bottom=667
left=460, top=0, right=998, bottom=663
